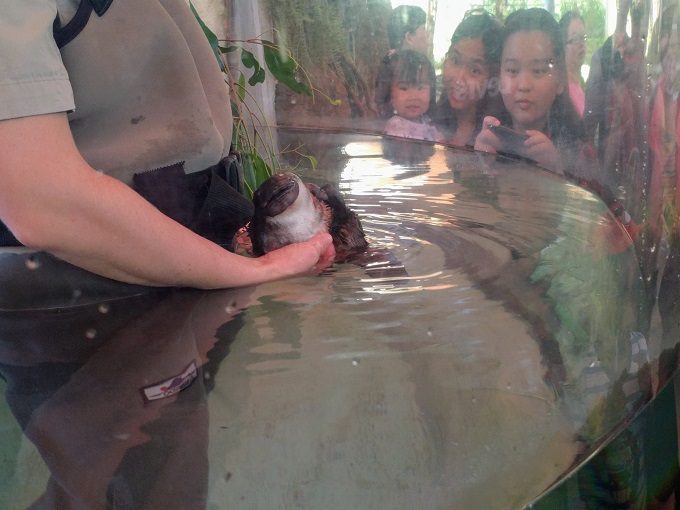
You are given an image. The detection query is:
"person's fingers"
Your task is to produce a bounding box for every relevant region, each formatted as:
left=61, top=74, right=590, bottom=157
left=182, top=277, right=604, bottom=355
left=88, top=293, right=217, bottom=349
left=475, top=117, right=502, bottom=153
left=475, top=131, right=500, bottom=153
left=523, top=130, right=545, bottom=147
left=475, top=141, right=497, bottom=153
left=309, top=232, right=333, bottom=248
left=308, top=232, right=335, bottom=270
left=257, top=232, right=335, bottom=280
left=482, top=116, right=500, bottom=129
left=307, top=232, right=334, bottom=258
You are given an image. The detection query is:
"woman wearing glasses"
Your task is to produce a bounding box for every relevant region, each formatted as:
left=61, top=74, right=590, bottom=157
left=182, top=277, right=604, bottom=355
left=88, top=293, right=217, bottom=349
left=560, top=11, right=588, bottom=117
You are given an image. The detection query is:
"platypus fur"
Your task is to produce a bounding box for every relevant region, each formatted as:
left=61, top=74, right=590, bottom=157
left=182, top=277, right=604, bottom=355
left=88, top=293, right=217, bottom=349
left=239, top=172, right=368, bottom=261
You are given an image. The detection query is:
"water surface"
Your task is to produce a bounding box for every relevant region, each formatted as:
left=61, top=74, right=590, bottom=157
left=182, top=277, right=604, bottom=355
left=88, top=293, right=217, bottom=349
left=0, top=133, right=647, bottom=510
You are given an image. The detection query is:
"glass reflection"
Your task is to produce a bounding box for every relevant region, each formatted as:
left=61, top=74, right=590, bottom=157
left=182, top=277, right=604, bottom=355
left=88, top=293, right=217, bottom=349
left=3, top=0, right=680, bottom=508
left=254, top=0, right=680, bottom=397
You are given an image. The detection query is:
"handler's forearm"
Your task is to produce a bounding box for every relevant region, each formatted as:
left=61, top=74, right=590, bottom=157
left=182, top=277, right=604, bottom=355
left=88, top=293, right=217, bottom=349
left=44, top=173, right=270, bottom=288
left=8, top=163, right=277, bottom=288
left=0, top=114, right=290, bottom=288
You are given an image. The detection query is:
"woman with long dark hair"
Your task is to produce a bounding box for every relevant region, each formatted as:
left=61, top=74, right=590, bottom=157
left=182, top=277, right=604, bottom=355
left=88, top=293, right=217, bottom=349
left=433, top=9, right=502, bottom=147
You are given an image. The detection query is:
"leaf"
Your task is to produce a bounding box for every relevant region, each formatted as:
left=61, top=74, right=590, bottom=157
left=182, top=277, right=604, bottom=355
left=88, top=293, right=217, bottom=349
left=220, top=45, right=238, bottom=54
left=249, top=67, right=266, bottom=87
left=305, top=155, right=318, bottom=170
left=242, top=154, right=257, bottom=201
left=189, top=2, right=225, bottom=72
left=240, top=49, right=257, bottom=69
left=261, top=41, right=312, bottom=96
left=237, top=73, right=247, bottom=101
left=240, top=49, right=266, bottom=86
left=252, top=152, right=273, bottom=188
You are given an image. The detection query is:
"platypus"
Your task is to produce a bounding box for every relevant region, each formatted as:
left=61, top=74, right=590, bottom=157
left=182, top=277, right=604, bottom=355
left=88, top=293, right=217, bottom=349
left=237, top=172, right=368, bottom=261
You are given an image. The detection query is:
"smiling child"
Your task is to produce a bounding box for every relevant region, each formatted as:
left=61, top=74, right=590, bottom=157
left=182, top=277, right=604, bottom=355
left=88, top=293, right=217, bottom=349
left=378, top=50, right=443, bottom=142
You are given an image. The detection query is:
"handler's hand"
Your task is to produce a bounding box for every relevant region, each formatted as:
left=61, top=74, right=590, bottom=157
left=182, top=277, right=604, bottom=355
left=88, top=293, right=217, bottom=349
left=258, top=232, right=336, bottom=280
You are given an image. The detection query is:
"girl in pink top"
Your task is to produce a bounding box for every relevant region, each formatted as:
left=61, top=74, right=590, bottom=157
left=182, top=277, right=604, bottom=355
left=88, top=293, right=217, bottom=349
left=376, top=50, right=443, bottom=143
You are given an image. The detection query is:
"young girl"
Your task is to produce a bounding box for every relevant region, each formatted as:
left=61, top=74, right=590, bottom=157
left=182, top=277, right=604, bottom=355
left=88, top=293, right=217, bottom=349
left=376, top=49, right=443, bottom=142
left=433, top=9, right=502, bottom=147
left=475, top=8, right=587, bottom=177
left=374, top=5, right=429, bottom=119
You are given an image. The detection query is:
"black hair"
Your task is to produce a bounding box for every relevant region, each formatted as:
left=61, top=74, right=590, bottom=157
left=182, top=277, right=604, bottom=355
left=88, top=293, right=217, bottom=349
left=432, top=9, right=502, bottom=145
left=498, top=8, right=585, bottom=147
left=558, top=10, right=584, bottom=47
left=374, top=49, right=437, bottom=118
left=504, top=8, right=567, bottom=64
left=388, top=5, right=427, bottom=50
left=450, top=9, right=503, bottom=73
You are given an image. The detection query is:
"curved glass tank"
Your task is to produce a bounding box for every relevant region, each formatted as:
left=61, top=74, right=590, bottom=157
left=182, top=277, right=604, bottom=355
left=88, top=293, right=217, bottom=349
left=2, top=1, right=680, bottom=509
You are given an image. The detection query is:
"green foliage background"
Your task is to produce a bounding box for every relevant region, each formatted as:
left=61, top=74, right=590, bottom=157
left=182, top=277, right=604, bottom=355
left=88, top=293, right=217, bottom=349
left=264, top=0, right=347, bottom=72
left=263, top=0, right=391, bottom=119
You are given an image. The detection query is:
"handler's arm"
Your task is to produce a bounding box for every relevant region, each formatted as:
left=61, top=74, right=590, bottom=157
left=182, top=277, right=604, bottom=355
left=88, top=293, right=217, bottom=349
left=0, top=113, right=334, bottom=288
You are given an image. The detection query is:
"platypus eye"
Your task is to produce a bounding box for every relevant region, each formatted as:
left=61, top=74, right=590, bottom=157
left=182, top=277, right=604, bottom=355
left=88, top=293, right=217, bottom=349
left=257, top=177, right=299, bottom=217
left=271, top=180, right=297, bottom=202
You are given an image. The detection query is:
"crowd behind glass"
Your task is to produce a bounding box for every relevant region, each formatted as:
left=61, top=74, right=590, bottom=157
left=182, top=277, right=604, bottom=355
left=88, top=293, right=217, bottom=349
left=357, top=2, right=680, bottom=360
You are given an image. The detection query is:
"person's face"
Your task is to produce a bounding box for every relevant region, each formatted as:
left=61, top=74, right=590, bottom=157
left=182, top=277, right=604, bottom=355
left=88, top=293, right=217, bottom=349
left=390, top=76, right=431, bottom=120
left=565, top=18, right=586, bottom=74
left=442, top=37, right=490, bottom=114
left=404, top=24, right=429, bottom=54
left=500, top=30, right=564, bottom=131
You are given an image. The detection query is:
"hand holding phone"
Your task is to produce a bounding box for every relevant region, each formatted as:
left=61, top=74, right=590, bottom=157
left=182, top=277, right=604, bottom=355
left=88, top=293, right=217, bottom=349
left=489, top=125, right=528, bottom=154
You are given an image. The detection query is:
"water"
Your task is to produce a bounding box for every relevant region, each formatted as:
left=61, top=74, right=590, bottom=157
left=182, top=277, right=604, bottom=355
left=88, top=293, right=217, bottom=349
left=0, top=132, right=653, bottom=509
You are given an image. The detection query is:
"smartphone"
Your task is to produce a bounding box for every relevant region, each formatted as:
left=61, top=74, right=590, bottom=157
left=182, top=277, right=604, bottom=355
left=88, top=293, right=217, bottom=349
left=489, top=125, right=528, bottom=154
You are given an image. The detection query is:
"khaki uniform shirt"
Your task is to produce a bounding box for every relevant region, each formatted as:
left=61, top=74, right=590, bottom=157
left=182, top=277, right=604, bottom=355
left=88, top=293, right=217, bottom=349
left=0, top=0, right=232, bottom=183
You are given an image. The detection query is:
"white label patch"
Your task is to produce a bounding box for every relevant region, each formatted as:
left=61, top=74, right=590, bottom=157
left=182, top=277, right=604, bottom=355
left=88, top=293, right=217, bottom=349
left=141, top=361, right=198, bottom=402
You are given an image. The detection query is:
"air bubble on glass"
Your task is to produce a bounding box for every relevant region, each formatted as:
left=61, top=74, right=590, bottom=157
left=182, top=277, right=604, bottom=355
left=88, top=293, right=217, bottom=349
left=352, top=358, right=360, bottom=366
left=98, top=303, right=110, bottom=314
left=85, top=328, right=97, bottom=340
left=225, top=301, right=237, bottom=314
left=25, top=256, right=40, bottom=270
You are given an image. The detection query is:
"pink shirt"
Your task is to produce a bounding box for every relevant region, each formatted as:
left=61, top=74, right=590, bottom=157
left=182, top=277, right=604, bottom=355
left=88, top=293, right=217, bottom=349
left=569, top=80, right=585, bottom=117
left=384, top=115, right=442, bottom=142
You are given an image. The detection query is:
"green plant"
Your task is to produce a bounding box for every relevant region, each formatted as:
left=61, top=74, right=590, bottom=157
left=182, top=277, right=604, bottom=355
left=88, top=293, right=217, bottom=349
left=263, top=0, right=386, bottom=119
left=190, top=3, right=338, bottom=198
left=482, top=0, right=546, bottom=20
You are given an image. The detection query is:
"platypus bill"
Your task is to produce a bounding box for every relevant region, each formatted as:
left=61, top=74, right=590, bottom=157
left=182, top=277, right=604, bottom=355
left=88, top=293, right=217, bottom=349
left=239, top=172, right=368, bottom=261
